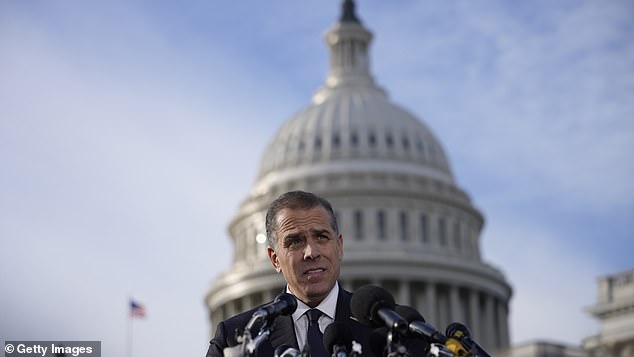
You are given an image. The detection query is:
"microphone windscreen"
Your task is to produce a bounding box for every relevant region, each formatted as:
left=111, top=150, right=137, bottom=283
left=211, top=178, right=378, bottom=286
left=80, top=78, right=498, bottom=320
left=275, top=293, right=298, bottom=315
left=445, top=322, right=472, bottom=339
left=323, top=321, right=353, bottom=352
left=350, top=285, right=396, bottom=327
left=395, top=305, right=425, bottom=323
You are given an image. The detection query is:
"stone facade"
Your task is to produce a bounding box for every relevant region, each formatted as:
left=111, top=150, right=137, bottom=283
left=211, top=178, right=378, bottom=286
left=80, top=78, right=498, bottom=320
left=584, top=269, right=634, bottom=357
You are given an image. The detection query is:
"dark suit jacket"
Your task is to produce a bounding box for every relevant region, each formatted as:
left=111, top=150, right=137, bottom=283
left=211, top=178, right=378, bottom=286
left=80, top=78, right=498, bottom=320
left=206, top=288, right=375, bottom=357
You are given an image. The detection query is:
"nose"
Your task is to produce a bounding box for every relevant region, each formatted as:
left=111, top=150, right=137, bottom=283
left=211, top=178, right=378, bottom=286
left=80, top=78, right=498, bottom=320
left=303, top=241, right=320, bottom=260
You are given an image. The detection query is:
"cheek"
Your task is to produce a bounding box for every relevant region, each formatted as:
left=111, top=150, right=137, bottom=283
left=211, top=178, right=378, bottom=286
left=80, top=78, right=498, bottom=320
left=284, top=254, right=300, bottom=269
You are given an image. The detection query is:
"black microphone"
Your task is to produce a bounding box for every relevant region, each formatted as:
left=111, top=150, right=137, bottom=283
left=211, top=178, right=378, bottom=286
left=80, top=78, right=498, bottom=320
left=350, top=285, right=408, bottom=334
left=445, top=322, right=491, bottom=357
left=394, top=305, right=447, bottom=344
left=323, top=322, right=353, bottom=357
left=274, top=345, right=302, bottom=357
left=368, top=328, right=389, bottom=357
left=258, top=292, right=298, bottom=318
left=246, top=293, right=298, bottom=331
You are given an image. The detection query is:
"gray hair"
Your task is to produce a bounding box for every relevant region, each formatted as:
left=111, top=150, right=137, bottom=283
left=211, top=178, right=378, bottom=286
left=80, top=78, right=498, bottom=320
left=265, top=191, right=339, bottom=249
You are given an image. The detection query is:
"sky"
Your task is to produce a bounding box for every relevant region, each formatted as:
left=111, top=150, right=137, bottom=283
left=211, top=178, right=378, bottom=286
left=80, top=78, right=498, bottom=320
left=1, top=0, right=633, bottom=356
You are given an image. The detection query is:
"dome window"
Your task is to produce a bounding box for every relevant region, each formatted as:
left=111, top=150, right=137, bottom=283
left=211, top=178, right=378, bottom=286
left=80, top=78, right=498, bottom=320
left=354, top=210, right=364, bottom=240
left=429, top=143, right=436, bottom=158
left=333, top=133, right=341, bottom=148
left=386, top=133, right=394, bottom=148
left=350, top=132, right=359, bottom=147
left=369, top=132, right=377, bottom=147
left=314, top=136, right=322, bottom=151
left=465, top=226, right=473, bottom=255
left=377, top=210, right=386, bottom=240
left=298, top=140, right=305, bottom=152
left=417, top=140, right=424, bottom=153
left=453, top=222, right=462, bottom=252
left=402, top=136, right=410, bottom=151
left=420, top=215, right=428, bottom=242
left=399, top=211, right=408, bottom=241
left=438, top=217, right=447, bottom=246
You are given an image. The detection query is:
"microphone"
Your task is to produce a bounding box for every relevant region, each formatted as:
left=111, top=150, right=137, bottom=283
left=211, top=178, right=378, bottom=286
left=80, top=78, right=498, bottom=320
left=368, top=328, right=389, bottom=357
left=274, top=345, right=302, bottom=357
left=257, top=292, right=298, bottom=319
left=350, top=285, right=408, bottom=334
left=394, top=305, right=447, bottom=344
left=246, top=293, right=298, bottom=330
left=323, top=322, right=353, bottom=357
left=446, top=322, right=491, bottom=357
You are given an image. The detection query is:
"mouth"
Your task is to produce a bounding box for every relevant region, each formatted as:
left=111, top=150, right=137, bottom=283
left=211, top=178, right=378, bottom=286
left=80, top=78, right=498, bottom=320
left=304, top=268, right=326, bottom=275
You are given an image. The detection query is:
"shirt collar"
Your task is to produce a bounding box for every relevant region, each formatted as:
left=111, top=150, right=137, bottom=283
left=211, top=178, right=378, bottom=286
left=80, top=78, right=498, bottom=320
left=289, top=282, right=339, bottom=322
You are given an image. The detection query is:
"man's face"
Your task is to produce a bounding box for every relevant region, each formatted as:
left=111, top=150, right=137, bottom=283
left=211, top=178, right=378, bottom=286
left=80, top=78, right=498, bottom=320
left=267, top=206, right=343, bottom=307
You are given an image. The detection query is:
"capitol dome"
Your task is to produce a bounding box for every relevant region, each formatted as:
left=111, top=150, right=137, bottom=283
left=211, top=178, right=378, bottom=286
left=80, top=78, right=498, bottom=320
left=255, top=80, right=453, bottom=186
left=206, top=0, right=512, bottom=352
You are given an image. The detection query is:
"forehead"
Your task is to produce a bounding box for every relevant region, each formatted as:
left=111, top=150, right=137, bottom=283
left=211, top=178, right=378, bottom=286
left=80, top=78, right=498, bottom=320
left=275, top=206, right=333, bottom=233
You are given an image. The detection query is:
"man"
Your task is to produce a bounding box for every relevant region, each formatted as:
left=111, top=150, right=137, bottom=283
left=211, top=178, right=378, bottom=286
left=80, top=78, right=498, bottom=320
left=206, top=191, right=374, bottom=357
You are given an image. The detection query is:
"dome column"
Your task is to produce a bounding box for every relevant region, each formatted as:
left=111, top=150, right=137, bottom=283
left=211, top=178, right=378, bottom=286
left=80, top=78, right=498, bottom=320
left=469, top=290, right=481, bottom=342
left=398, top=280, right=411, bottom=306
left=483, top=294, right=495, bottom=349
left=497, top=300, right=510, bottom=348
left=450, top=284, right=463, bottom=323
left=425, top=282, right=438, bottom=325
left=242, top=294, right=254, bottom=312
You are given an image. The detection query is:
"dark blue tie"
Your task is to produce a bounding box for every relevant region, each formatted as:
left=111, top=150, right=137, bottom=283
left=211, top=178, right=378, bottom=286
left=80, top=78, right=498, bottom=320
left=307, top=309, right=328, bottom=357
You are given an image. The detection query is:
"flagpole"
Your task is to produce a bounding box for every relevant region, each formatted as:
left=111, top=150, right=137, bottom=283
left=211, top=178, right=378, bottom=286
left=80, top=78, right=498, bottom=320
left=127, top=298, right=133, bottom=357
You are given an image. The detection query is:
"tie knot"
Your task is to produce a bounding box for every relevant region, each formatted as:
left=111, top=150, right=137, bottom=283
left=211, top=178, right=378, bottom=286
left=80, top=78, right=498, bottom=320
left=307, top=309, right=323, bottom=324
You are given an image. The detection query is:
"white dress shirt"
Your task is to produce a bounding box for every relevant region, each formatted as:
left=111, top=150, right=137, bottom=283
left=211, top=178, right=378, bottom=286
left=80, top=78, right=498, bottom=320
left=288, top=283, right=339, bottom=351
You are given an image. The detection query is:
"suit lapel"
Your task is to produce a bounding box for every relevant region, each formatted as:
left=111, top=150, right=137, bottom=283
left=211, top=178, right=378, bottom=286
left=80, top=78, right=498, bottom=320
left=334, top=288, right=375, bottom=356
left=334, top=288, right=353, bottom=322
left=265, top=287, right=360, bottom=355
left=268, top=314, right=299, bottom=350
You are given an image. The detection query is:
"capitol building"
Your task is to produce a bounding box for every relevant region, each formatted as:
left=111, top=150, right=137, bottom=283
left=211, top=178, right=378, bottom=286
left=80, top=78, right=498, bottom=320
left=205, top=0, right=512, bottom=352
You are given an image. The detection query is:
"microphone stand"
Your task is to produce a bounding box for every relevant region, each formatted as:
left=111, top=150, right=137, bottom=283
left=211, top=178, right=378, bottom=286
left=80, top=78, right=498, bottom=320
left=427, top=343, right=455, bottom=357
left=385, top=328, right=410, bottom=357
left=226, top=313, right=274, bottom=357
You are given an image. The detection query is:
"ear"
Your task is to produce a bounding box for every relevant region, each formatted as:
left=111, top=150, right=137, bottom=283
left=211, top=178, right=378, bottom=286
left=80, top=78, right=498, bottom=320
left=268, top=246, right=282, bottom=273
left=336, top=233, right=344, bottom=260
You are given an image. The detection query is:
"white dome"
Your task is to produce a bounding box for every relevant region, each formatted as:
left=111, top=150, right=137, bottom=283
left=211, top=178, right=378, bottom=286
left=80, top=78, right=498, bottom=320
left=257, top=86, right=454, bottom=184
left=253, top=15, right=453, bottom=197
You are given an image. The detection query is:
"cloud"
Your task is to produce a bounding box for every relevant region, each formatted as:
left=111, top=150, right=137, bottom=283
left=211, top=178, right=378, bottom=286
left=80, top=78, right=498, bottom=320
left=0, top=3, right=287, bottom=355
left=370, top=0, right=634, bottom=212
left=456, top=0, right=634, bottom=211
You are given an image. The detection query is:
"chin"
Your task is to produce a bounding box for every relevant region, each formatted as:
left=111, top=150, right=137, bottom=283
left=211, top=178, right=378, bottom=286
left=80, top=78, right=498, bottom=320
left=306, top=282, right=334, bottom=297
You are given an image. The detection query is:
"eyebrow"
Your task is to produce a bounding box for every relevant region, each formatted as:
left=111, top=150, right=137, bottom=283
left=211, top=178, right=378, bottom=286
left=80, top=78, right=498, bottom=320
left=282, top=233, right=302, bottom=242
left=281, top=229, right=332, bottom=244
left=310, top=228, right=331, bottom=236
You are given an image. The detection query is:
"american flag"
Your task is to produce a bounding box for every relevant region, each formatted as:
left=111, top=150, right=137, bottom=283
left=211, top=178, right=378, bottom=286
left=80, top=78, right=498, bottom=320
left=130, top=299, right=146, bottom=318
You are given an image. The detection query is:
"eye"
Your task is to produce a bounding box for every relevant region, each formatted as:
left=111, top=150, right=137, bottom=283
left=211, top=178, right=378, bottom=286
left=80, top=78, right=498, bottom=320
left=284, top=237, right=303, bottom=248
left=318, top=234, right=330, bottom=241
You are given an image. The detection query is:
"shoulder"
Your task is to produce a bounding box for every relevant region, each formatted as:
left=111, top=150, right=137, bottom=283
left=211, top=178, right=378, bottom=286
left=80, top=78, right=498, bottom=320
left=213, top=305, right=263, bottom=344
left=206, top=302, right=288, bottom=357
left=334, top=288, right=354, bottom=316
left=340, top=288, right=353, bottom=301
left=335, top=288, right=377, bottom=357
left=206, top=304, right=270, bottom=357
